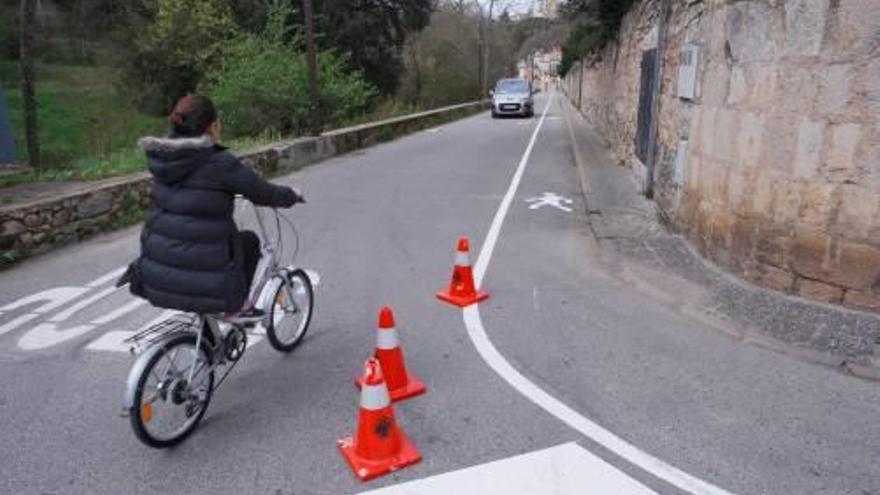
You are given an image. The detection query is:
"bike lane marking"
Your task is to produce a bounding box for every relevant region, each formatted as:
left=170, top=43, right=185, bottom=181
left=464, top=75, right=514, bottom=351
left=359, top=442, right=656, bottom=495
left=2, top=265, right=321, bottom=352
left=461, top=92, right=735, bottom=495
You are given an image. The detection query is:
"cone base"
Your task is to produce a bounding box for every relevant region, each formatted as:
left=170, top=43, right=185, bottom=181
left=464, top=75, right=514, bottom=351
left=337, top=431, right=422, bottom=482
left=355, top=375, right=427, bottom=402
left=435, top=290, right=489, bottom=308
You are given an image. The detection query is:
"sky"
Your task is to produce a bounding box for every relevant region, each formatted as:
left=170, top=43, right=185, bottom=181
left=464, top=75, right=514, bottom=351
left=476, top=0, right=550, bottom=16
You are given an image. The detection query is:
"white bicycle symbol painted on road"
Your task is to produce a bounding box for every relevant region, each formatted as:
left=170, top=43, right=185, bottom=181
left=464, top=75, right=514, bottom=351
left=0, top=267, right=320, bottom=352
left=525, top=192, right=574, bottom=212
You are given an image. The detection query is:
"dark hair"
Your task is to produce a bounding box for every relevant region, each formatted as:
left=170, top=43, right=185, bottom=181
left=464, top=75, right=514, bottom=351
left=169, top=95, right=217, bottom=137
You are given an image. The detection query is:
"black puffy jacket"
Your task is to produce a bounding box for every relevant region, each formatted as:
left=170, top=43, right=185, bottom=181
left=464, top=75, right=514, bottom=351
left=130, top=135, right=297, bottom=314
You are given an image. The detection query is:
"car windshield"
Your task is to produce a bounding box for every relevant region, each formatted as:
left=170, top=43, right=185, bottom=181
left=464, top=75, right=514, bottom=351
left=496, top=80, right=530, bottom=94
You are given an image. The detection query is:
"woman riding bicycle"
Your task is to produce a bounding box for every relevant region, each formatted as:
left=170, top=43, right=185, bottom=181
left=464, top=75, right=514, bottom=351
left=126, top=95, right=302, bottom=316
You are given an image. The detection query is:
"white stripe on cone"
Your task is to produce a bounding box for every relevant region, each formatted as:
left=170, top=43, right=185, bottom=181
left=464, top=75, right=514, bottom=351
left=376, top=327, right=400, bottom=350
left=361, top=383, right=392, bottom=410
left=455, top=251, right=470, bottom=266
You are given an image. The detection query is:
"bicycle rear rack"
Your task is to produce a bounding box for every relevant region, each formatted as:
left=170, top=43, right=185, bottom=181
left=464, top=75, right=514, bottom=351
left=124, top=314, right=199, bottom=355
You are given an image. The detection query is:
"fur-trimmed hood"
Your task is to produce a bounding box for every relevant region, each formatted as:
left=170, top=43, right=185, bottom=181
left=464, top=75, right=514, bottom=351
left=137, top=135, right=214, bottom=154
left=138, top=135, right=217, bottom=184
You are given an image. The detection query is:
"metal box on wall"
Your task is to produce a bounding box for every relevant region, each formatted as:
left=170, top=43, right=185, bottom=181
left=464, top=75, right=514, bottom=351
left=678, top=43, right=699, bottom=101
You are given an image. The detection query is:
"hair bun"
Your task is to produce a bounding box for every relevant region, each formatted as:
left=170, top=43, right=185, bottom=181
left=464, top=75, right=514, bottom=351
left=169, top=112, right=184, bottom=126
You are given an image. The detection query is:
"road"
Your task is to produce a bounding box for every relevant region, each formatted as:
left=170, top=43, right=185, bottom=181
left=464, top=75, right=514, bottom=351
left=0, top=92, right=878, bottom=495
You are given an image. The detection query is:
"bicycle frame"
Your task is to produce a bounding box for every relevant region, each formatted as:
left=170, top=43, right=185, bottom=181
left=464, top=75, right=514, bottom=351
left=124, top=201, right=304, bottom=412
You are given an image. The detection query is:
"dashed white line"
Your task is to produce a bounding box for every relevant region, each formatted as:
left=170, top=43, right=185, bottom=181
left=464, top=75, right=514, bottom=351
left=461, top=92, right=735, bottom=495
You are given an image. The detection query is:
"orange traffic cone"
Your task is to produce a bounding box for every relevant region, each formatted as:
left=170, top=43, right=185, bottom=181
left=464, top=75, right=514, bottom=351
left=436, top=237, right=489, bottom=307
left=338, top=358, right=422, bottom=482
left=355, top=307, right=426, bottom=402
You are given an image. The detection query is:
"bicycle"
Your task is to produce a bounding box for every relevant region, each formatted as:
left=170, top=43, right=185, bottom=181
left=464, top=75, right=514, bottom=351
left=121, top=198, right=314, bottom=448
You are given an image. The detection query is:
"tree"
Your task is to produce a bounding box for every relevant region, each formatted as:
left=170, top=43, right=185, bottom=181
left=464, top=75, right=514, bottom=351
left=558, top=0, right=637, bottom=76
left=312, top=0, right=433, bottom=95
left=120, top=0, right=240, bottom=113
left=202, top=0, right=376, bottom=137
left=301, top=0, right=320, bottom=135
left=398, top=1, right=517, bottom=107
left=19, top=0, right=39, bottom=169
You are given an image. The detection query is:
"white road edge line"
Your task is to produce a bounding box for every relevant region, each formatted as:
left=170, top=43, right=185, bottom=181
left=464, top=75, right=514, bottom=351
left=461, top=91, right=735, bottom=495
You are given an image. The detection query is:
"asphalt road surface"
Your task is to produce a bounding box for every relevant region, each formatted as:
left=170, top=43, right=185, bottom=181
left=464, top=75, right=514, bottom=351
left=1, top=93, right=878, bottom=495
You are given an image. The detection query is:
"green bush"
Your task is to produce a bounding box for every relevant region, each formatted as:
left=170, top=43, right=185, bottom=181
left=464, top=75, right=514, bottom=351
left=119, top=0, right=240, bottom=114
left=558, top=0, right=638, bottom=77
left=202, top=1, right=377, bottom=137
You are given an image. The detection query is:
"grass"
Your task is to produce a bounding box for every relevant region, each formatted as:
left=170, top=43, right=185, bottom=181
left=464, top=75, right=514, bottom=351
left=1, top=60, right=166, bottom=171
left=0, top=133, right=284, bottom=187
left=341, top=99, right=423, bottom=127
left=0, top=60, right=453, bottom=190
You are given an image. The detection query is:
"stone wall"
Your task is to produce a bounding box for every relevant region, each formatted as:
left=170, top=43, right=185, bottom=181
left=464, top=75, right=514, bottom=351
left=563, top=0, right=879, bottom=313
left=0, top=101, right=486, bottom=265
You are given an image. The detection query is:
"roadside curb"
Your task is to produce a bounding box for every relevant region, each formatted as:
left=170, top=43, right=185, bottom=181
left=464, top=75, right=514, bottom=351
left=560, top=96, right=880, bottom=381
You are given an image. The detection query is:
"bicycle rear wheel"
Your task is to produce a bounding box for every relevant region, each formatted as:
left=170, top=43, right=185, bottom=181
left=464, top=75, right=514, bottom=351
left=129, top=334, right=214, bottom=448
left=266, top=269, right=314, bottom=352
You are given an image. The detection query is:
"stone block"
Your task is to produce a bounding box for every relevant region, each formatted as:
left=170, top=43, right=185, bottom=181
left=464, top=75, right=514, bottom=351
left=833, top=184, right=877, bottom=239
left=793, top=119, right=825, bottom=179
left=738, top=111, right=764, bottom=170
left=702, top=64, right=731, bottom=106
left=23, top=214, right=41, bottom=229
left=797, top=181, right=835, bottom=227
left=730, top=215, right=756, bottom=258
left=755, top=224, right=791, bottom=267
left=727, top=167, right=746, bottom=211
left=817, top=64, right=853, bottom=116
left=759, top=115, right=796, bottom=175
left=727, top=66, right=748, bottom=106
left=828, top=242, right=880, bottom=290
left=698, top=106, right=719, bottom=159
left=713, top=109, right=740, bottom=163
left=772, top=179, right=802, bottom=225
left=790, top=228, right=831, bottom=279
left=748, top=65, right=780, bottom=107
left=760, top=264, right=796, bottom=292
left=867, top=60, right=880, bottom=114
left=797, top=278, right=844, bottom=303
left=825, top=123, right=862, bottom=173
left=843, top=289, right=880, bottom=312
left=725, top=2, right=778, bottom=62
left=750, top=170, right=776, bottom=215
left=784, top=0, right=830, bottom=56
left=2, top=220, right=25, bottom=236
left=831, top=0, right=880, bottom=55
left=78, top=192, right=113, bottom=219
left=780, top=69, right=820, bottom=113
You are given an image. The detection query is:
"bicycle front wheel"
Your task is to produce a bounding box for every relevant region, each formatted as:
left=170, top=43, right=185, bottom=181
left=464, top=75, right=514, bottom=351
left=129, top=334, right=214, bottom=448
left=266, top=269, right=314, bottom=352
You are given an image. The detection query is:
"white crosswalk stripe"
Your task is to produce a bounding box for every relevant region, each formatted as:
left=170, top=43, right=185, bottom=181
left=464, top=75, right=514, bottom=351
left=358, top=443, right=657, bottom=495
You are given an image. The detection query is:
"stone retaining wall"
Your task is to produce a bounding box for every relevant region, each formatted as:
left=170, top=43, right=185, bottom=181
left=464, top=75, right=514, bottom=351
left=563, top=0, right=879, bottom=313
left=0, top=101, right=486, bottom=265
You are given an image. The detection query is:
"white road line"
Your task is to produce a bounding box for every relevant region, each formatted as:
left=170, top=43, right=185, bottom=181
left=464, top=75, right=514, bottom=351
left=85, top=330, right=136, bottom=353
left=472, top=94, right=554, bottom=284
left=87, top=266, right=126, bottom=288
left=0, top=287, right=89, bottom=314
left=359, top=442, right=657, bottom=495
left=48, top=286, right=118, bottom=323
left=0, top=313, right=39, bottom=337
left=91, top=298, right=147, bottom=325
left=461, top=92, right=735, bottom=495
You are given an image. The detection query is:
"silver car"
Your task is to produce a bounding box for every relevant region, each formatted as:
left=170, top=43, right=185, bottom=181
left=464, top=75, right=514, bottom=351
left=490, top=78, right=534, bottom=118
